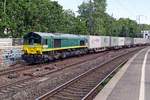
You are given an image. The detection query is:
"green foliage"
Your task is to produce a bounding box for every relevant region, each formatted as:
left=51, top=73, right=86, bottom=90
left=78, top=0, right=150, bottom=37
left=0, top=0, right=64, bottom=37
left=78, top=0, right=108, bottom=35
left=140, top=24, right=150, bottom=30
left=0, top=0, right=88, bottom=37
left=115, top=18, right=141, bottom=37
left=0, top=0, right=150, bottom=38
left=61, top=10, right=87, bottom=35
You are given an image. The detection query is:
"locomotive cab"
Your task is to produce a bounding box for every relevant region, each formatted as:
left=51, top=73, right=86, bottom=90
left=23, top=32, right=43, bottom=54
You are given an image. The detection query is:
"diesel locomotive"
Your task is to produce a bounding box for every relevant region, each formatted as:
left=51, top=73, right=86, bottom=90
left=22, top=32, right=88, bottom=63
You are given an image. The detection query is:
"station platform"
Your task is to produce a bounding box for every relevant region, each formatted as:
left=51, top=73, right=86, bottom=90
left=94, top=47, right=150, bottom=100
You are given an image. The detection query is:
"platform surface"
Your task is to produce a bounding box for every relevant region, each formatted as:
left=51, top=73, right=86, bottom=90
left=94, top=47, right=150, bottom=100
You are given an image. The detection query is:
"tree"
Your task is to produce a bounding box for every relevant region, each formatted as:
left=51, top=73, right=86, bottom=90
left=116, top=18, right=140, bottom=37
left=0, top=0, right=65, bottom=37
left=78, top=0, right=108, bottom=35
left=0, top=0, right=149, bottom=38
left=78, top=2, right=94, bottom=35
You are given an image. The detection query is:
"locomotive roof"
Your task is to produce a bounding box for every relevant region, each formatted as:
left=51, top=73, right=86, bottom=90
left=55, top=33, right=86, bottom=38
left=33, top=32, right=55, bottom=37
left=27, top=32, right=86, bottom=39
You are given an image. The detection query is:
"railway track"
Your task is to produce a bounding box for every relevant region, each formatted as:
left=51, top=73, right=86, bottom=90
left=0, top=51, right=110, bottom=92
left=36, top=47, right=141, bottom=100
left=0, top=47, right=139, bottom=77
left=0, top=52, right=108, bottom=76
left=0, top=47, right=144, bottom=99
left=0, top=62, right=40, bottom=76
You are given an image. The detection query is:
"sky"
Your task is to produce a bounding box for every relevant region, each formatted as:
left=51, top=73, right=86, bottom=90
left=53, top=0, right=150, bottom=24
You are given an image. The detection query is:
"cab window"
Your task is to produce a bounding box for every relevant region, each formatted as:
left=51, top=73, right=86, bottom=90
left=45, top=39, right=48, bottom=45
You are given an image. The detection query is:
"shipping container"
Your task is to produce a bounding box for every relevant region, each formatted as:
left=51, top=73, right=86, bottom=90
left=124, top=37, right=134, bottom=46
left=110, top=37, right=119, bottom=47
left=100, top=36, right=110, bottom=47
left=118, top=37, right=125, bottom=46
left=87, top=36, right=101, bottom=49
left=145, top=39, right=150, bottom=44
left=134, top=38, right=143, bottom=44
left=87, top=36, right=111, bottom=49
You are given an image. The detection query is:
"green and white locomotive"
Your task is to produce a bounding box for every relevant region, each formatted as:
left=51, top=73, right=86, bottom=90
left=22, top=32, right=88, bottom=64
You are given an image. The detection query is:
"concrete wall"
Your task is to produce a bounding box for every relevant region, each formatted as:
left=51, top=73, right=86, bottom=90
left=0, top=46, right=22, bottom=70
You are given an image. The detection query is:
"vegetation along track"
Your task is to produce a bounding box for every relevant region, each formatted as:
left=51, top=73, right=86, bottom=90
left=36, top=47, right=143, bottom=100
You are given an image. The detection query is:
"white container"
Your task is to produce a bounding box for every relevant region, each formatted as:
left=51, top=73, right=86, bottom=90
left=87, top=36, right=111, bottom=49
left=134, top=38, right=144, bottom=44
left=118, top=37, right=125, bottom=46
left=143, top=39, right=147, bottom=44
left=134, top=38, right=149, bottom=44
left=87, top=36, right=101, bottom=49
left=124, top=37, right=134, bottom=46
left=100, top=36, right=110, bottom=47
left=142, top=38, right=150, bottom=44
left=111, top=37, right=119, bottom=47
left=145, top=39, right=150, bottom=44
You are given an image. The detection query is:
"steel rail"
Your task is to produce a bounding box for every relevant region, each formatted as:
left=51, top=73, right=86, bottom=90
left=36, top=48, right=141, bottom=100
left=81, top=60, right=128, bottom=100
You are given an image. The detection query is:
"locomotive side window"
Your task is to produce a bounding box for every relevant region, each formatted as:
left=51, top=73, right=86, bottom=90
left=80, top=40, right=85, bottom=46
left=45, top=39, right=48, bottom=45
left=54, top=39, right=61, bottom=48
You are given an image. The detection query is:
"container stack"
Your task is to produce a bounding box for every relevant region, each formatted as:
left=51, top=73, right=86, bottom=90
left=0, top=46, right=22, bottom=70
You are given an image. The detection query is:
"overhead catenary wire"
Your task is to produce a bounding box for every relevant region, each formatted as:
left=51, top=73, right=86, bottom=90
left=107, top=0, right=137, bottom=20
